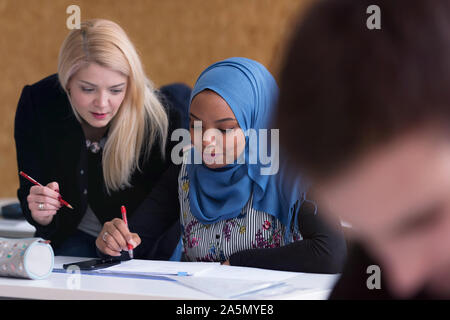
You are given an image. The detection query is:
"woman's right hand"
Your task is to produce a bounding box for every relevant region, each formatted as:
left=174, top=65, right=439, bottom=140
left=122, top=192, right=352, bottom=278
left=96, top=218, right=141, bottom=257
left=27, top=182, right=62, bottom=226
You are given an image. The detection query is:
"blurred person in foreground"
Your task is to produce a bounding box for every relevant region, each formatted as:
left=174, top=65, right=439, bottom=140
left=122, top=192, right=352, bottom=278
left=276, top=0, right=450, bottom=299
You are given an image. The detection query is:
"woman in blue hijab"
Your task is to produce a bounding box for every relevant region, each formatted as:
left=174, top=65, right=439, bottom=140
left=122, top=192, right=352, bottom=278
left=179, top=57, right=347, bottom=272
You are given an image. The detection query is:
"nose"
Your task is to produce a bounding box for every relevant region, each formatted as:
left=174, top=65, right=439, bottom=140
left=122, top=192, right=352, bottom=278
left=202, top=133, right=215, bottom=149
left=95, top=90, right=109, bottom=108
left=202, top=128, right=222, bottom=150
left=381, top=247, right=430, bottom=298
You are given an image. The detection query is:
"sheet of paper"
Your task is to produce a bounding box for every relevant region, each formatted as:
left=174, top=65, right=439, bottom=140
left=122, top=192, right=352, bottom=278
left=95, top=259, right=220, bottom=276
left=52, top=257, right=339, bottom=299
left=238, top=273, right=340, bottom=299
left=178, top=265, right=340, bottom=299
left=195, top=264, right=300, bottom=282
left=283, top=273, right=340, bottom=289
left=174, top=276, right=285, bottom=299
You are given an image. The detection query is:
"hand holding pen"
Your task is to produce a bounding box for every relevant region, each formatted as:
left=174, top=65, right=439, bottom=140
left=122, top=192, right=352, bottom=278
left=20, top=171, right=73, bottom=226
left=96, top=205, right=140, bottom=258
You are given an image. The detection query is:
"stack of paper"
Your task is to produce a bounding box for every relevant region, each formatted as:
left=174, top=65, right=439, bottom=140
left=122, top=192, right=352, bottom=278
left=53, top=257, right=339, bottom=299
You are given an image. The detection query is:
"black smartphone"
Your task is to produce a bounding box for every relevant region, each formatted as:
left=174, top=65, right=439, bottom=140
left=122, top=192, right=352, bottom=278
left=62, top=258, right=121, bottom=271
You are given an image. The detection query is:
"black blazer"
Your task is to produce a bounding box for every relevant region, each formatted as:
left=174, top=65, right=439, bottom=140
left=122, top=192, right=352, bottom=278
left=14, top=74, right=186, bottom=253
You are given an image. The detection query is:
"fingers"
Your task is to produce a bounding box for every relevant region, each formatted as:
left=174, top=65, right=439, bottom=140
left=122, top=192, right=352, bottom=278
left=29, top=202, right=58, bottom=216
left=130, top=233, right=141, bottom=248
left=108, top=218, right=130, bottom=251
left=110, top=218, right=141, bottom=249
left=27, top=183, right=63, bottom=214
left=96, top=224, right=121, bottom=257
left=96, top=236, right=121, bottom=257
left=27, top=182, right=63, bottom=226
left=46, top=182, right=59, bottom=193
left=27, top=194, right=61, bottom=210
left=113, top=218, right=136, bottom=247
left=96, top=219, right=141, bottom=257
left=30, top=184, right=60, bottom=200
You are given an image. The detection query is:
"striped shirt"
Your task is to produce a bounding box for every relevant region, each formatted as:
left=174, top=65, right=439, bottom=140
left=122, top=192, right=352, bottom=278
left=178, top=161, right=302, bottom=262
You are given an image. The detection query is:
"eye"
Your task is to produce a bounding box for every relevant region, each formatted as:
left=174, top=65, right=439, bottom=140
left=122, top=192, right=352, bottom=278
left=110, top=89, right=124, bottom=94
left=219, top=127, right=235, bottom=133
left=81, top=86, right=94, bottom=93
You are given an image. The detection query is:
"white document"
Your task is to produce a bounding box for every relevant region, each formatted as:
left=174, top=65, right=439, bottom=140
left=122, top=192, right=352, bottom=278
left=169, top=264, right=301, bottom=299
left=53, top=257, right=219, bottom=277
left=175, top=265, right=338, bottom=299
left=196, top=264, right=300, bottom=281
left=173, top=276, right=285, bottom=299
left=52, top=257, right=339, bottom=299
left=284, top=273, right=340, bottom=290
left=96, top=259, right=220, bottom=276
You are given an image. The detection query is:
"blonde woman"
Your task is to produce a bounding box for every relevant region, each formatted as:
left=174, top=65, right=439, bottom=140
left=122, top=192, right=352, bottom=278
left=14, top=19, right=189, bottom=257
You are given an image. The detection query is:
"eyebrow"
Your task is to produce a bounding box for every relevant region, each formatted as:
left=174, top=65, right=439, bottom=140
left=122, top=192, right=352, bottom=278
left=190, top=112, right=237, bottom=124
left=391, top=202, right=443, bottom=237
left=79, top=80, right=126, bottom=88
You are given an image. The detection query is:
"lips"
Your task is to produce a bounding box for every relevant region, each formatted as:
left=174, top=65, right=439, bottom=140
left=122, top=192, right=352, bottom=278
left=91, top=112, right=108, bottom=120
left=202, top=151, right=223, bottom=164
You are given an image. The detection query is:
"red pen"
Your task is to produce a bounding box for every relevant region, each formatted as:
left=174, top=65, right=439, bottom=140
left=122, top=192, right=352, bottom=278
left=19, top=171, right=73, bottom=209
left=121, top=205, right=134, bottom=259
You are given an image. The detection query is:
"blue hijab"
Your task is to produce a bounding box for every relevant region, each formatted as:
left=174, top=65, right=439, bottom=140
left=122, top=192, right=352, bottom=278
left=186, top=57, right=307, bottom=239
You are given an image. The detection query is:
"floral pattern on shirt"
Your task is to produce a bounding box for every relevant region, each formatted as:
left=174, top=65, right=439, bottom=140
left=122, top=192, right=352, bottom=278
left=178, top=160, right=302, bottom=263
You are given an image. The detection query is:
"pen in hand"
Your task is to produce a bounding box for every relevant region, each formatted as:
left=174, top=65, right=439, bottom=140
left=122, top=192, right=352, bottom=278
left=121, top=205, right=134, bottom=259
left=19, top=171, right=73, bottom=209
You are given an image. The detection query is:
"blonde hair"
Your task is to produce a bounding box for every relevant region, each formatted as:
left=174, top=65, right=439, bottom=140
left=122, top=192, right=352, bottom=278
left=58, top=19, right=168, bottom=193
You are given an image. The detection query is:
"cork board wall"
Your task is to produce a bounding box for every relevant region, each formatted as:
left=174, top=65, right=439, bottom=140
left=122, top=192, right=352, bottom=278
left=0, top=0, right=313, bottom=197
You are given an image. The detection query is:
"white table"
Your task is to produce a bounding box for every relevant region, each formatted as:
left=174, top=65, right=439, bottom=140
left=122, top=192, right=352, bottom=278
left=0, top=256, right=339, bottom=300
left=0, top=198, right=36, bottom=238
